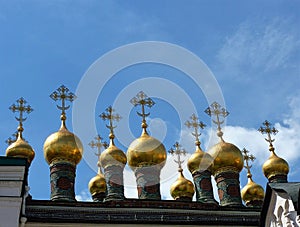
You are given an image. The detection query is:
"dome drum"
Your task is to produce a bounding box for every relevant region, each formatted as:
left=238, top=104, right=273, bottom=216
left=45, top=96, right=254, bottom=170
left=127, top=132, right=167, bottom=200
left=103, top=165, right=126, bottom=201
left=135, top=166, right=162, bottom=200
left=49, top=161, right=76, bottom=202
left=213, top=166, right=242, bottom=178
left=208, top=141, right=244, bottom=207
left=215, top=170, right=243, bottom=207
left=91, top=192, right=106, bottom=203
left=44, top=125, right=83, bottom=202
left=192, top=170, right=217, bottom=204
left=188, top=146, right=216, bottom=204
left=99, top=141, right=127, bottom=201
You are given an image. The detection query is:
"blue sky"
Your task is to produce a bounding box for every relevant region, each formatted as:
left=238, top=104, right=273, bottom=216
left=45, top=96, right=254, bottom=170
left=0, top=1, right=299, bottom=201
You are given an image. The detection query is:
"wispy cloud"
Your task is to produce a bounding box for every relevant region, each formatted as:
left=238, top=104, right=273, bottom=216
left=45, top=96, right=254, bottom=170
left=217, top=17, right=300, bottom=80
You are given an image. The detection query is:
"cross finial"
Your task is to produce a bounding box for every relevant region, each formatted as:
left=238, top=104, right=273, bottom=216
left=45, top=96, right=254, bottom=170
left=5, top=131, right=27, bottom=145
left=100, top=106, right=121, bottom=146
left=9, top=97, right=33, bottom=139
left=185, top=113, right=206, bottom=149
left=130, top=91, right=155, bottom=134
left=204, top=101, right=229, bottom=141
left=50, top=85, right=76, bottom=127
left=169, top=142, right=187, bottom=172
left=5, top=137, right=14, bottom=146
left=242, top=148, right=255, bottom=179
left=258, top=120, right=278, bottom=152
left=89, top=135, right=108, bottom=174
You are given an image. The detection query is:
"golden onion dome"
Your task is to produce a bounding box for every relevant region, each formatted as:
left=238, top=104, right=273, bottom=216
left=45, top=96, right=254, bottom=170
left=127, top=131, right=166, bottom=169
left=88, top=172, right=106, bottom=196
left=43, top=123, right=83, bottom=165
left=170, top=171, right=195, bottom=200
left=241, top=177, right=265, bottom=205
left=6, top=135, right=35, bottom=164
left=100, top=143, right=127, bottom=169
left=262, top=150, right=289, bottom=180
left=188, top=146, right=213, bottom=174
left=208, top=141, right=243, bottom=174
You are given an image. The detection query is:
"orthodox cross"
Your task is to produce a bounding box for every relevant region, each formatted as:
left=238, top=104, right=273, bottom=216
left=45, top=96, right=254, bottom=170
left=9, top=97, right=33, bottom=139
left=5, top=131, right=27, bottom=145
left=258, top=120, right=278, bottom=150
left=242, top=148, right=255, bottom=179
left=89, top=135, right=108, bottom=156
left=204, top=101, right=229, bottom=141
left=100, top=106, right=121, bottom=144
left=169, top=142, right=187, bottom=171
left=89, top=135, right=108, bottom=174
left=185, top=113, right=206, bottom=148
left=50, top=85, right=76, bottom=124
left=130, top=91, right=155, bottom=133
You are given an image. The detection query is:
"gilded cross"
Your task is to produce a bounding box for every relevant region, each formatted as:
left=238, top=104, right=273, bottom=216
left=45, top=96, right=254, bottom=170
left=5, top=131, right=27, bottom=145
left=9, top=97, right=33, bottom=138
left=89, top=135, right=108, bottom=157
left=185, top=113, right=206, bottom=148
left=204, top=101, right=228, bottom=140
left=130, top=91, right=155, bottom=131
left=89, top=135, right=108, bottom=174
left=258, top=120, right=278, bottom=148
left=5, top=137, right=14, bottom=145
left=50, top=85, right=76, bottom=121
left=100, top=106, right=121, bottom=143
left=242, top=148, right=255, bottom=178
left=169, top=142, right=187, bottom=171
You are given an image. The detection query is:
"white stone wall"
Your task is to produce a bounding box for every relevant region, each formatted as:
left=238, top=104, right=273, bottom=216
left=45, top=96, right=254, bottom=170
left=0, top=165, right=26, bottom=227
left=265, top=190, right=300, bottom=227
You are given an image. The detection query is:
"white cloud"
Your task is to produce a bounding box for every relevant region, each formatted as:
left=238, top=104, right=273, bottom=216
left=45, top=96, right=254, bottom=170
left=83, top=92, right=300, bottom=202
left=221, top=93, right=300, bottom=167
left=217, top=17, right=300, bottom=79
left=76, top=189, right=93, bottom=202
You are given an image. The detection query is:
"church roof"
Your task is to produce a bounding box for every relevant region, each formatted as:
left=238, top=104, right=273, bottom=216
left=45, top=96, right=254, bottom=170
left=26, top=199, right=261, bottom=226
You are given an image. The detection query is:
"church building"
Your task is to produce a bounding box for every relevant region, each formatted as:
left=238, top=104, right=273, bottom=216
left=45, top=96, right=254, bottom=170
left=0, top=86, right=299, bottom=227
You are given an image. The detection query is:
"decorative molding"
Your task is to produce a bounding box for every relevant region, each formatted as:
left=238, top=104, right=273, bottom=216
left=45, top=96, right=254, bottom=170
left=0, top=166, right=26, bottom=181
